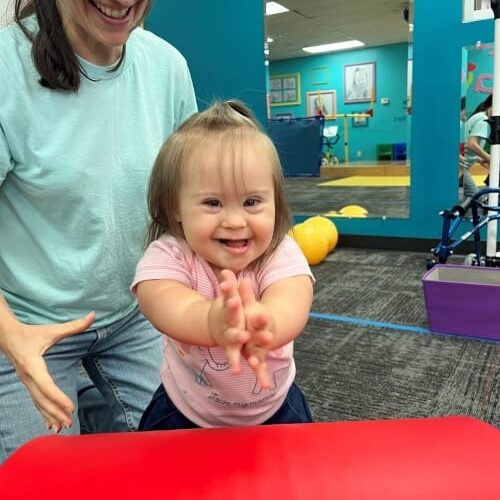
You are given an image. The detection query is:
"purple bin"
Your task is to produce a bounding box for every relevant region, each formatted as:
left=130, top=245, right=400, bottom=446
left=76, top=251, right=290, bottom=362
left=422, top=264, right=500, bottom=341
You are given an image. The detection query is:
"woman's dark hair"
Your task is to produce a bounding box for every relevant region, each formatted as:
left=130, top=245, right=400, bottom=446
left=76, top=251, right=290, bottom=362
left=14, top=0, right=153, bottom=91
left=472, top=94, right=493, bottom=115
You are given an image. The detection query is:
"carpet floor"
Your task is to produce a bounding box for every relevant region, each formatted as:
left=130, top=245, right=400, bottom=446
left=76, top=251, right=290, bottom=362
left=293, top=247, right=499, bottom=427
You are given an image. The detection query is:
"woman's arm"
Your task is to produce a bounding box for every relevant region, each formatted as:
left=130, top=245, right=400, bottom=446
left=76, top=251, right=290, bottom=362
left=466, top=136, right=490, bottom=164
left=0, top=293, right=95, bottom=431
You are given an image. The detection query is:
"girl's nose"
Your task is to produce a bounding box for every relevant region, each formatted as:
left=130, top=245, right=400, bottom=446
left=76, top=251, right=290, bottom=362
left=222, top=208, right=247, bottom=228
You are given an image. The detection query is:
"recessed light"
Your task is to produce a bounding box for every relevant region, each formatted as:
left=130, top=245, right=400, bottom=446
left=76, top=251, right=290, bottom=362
left=266, top=2, right=289, bottom=16
left=302, top=40, right=365, bottom=54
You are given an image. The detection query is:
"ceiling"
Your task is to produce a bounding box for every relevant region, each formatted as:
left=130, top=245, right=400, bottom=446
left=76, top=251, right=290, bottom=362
left=265, top=0, right=413, bottom=61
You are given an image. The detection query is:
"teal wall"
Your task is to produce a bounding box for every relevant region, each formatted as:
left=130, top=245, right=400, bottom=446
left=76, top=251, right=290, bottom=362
left=269, top=44, right=409, bottom=162
left=299, top=0, right=492, bottom=239
left=146, top=0, right=266, bottom=125
left=146, top=1, right=494, bottom=241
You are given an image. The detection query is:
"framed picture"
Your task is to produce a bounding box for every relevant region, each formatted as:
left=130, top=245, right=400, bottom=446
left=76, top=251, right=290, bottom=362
left=344, top=61, right=376, bottom=104
left=306, top=90, right=337, bottom=118
left=463, top=0, right=492, bottom=22
left=352, top=114, right=368, bottom=127
left=269, top=73, right=301, bottom=106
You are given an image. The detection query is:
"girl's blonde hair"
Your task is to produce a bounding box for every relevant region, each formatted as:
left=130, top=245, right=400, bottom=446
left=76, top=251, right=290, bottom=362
left=146, top=100, right=292, bottom=269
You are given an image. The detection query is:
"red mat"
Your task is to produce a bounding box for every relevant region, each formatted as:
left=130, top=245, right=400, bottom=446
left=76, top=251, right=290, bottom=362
left=1, top=416, right=498, bottom=499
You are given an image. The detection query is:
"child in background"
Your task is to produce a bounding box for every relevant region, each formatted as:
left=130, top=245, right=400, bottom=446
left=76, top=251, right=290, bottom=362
left=462, top=94, right=492, bottom=197
left=132, top=100, right=314, bottom=430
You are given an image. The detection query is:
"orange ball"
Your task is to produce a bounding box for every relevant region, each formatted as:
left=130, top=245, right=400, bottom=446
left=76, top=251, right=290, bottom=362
left=290, top=223, right=329, bottom=265
left=304, top=216, right=339, bottom=253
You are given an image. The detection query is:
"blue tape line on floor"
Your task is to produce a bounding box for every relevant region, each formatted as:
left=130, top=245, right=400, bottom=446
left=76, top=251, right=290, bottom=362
left=309, top=311, right=431, bottom=334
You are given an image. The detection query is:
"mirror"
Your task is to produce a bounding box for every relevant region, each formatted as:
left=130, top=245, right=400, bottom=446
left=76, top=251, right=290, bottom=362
left=265, top=0, right=413, bottom=219
left=459, top=42, right=493, bottom=199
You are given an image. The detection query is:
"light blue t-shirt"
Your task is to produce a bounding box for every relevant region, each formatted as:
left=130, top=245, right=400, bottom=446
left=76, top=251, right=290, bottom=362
left=0, top=20, right=197, bottom=327
left=463, top=111, right=490, bottom=169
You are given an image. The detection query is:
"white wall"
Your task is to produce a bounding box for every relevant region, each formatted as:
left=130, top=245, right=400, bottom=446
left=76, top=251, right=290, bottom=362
left=0, top=0, right=15, bottom=27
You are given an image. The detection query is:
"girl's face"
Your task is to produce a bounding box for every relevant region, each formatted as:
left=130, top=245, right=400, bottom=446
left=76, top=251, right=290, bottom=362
left=56, top=0, right=149, bottom=65
left=176, top=137, right=276, bottom=277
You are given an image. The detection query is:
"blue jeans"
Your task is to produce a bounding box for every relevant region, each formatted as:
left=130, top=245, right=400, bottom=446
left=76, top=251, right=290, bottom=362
left=463, top=167, right=478, bottom=198
left=0, top=306, right=162, bottom=463
left=139, top=382, right=313, bottom=430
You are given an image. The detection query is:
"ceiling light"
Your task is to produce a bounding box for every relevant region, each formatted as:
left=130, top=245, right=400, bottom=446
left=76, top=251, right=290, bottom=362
left=302, top=40, right=365, bottom=54
left=266, top=2, right=289, bottom=16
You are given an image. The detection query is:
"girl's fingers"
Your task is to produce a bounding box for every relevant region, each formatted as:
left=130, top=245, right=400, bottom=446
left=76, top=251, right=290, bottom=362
left=225, top=344, right=242, bottom=374
left=224, top=327, right=250, bottom=374
left=250, top=312, right=270, bottom=332
left=224, top=296, right=242, bottom=329
left=252, top=328, right=273, bottom=347
left=238, top=278, right=256, bottom=307
left=247, top=355, right=271, bottom=389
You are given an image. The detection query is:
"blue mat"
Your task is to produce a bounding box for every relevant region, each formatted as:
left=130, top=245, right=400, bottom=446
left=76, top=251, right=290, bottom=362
left=267, top=117, right=323, bottom=176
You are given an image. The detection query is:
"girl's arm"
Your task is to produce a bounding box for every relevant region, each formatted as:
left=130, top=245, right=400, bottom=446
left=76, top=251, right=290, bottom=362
left=135, top=274, right=250, bottom=371
left=136, top=279, right=216, bottom=345
left=258, top=275, right=313, bottom=349
left=238, top=274, right=313, bottom=350
left=237, top=275, right=313, bottom=389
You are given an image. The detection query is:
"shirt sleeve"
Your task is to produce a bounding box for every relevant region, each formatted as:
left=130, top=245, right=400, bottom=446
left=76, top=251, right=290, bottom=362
left=131, top=236, right=193, bottom=294
left=0, top=122, right=13, bottom=186
left=0, top=45, right=14, bottom=186
left=259, top=235, right=315, bottom=293
left=470, top=114, right=490, bottom=139
left=175, top=60, right=198, bottom=128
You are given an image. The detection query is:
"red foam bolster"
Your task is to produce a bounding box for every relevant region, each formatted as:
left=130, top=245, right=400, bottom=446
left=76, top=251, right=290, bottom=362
left=0, top=416, right=499, bottom=499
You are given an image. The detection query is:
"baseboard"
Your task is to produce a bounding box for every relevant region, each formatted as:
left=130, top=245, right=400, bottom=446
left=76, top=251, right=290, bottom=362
left=338, top=234, right=484, bottom=254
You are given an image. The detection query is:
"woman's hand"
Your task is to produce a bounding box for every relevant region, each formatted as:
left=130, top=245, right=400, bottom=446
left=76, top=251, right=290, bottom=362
left=0, top=312, right=95, bottom=432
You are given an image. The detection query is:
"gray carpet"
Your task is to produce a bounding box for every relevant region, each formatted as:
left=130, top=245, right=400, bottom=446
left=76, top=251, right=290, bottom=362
left=294, top=248, right=500, bottom=427
left=284, top=176, right=410, bottom=218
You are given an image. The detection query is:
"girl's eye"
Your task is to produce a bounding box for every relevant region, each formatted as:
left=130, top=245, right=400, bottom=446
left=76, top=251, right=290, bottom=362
left=203, top=199, right=220, bottom=208
left=244, top=197, right=260, bottom=207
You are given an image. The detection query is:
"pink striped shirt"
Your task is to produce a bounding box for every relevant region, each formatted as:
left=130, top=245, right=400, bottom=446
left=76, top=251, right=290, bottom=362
left=131, top=235, right=313, bottom=427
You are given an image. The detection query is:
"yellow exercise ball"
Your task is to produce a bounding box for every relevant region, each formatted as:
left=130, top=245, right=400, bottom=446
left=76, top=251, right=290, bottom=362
left=304, top=216, right=339, bottom=253
left=339, top=204, right=368, bottom=217
left=289, top=223, right=329, bottom=265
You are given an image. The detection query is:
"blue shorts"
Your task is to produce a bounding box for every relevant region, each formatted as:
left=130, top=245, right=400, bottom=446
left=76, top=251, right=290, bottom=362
left=139, top=382, right=313, bottom=430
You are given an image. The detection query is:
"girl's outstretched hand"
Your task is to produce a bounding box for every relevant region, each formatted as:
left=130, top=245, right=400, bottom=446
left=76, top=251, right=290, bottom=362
left=213, top=270, right=250, bottom=374
left=0, top=312, right=96, bottom=433
left=238, top=278, right=274, bottom=389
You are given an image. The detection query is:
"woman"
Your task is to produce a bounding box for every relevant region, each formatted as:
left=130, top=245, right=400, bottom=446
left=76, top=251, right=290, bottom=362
left=0, top=0, right=197, bottom=462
